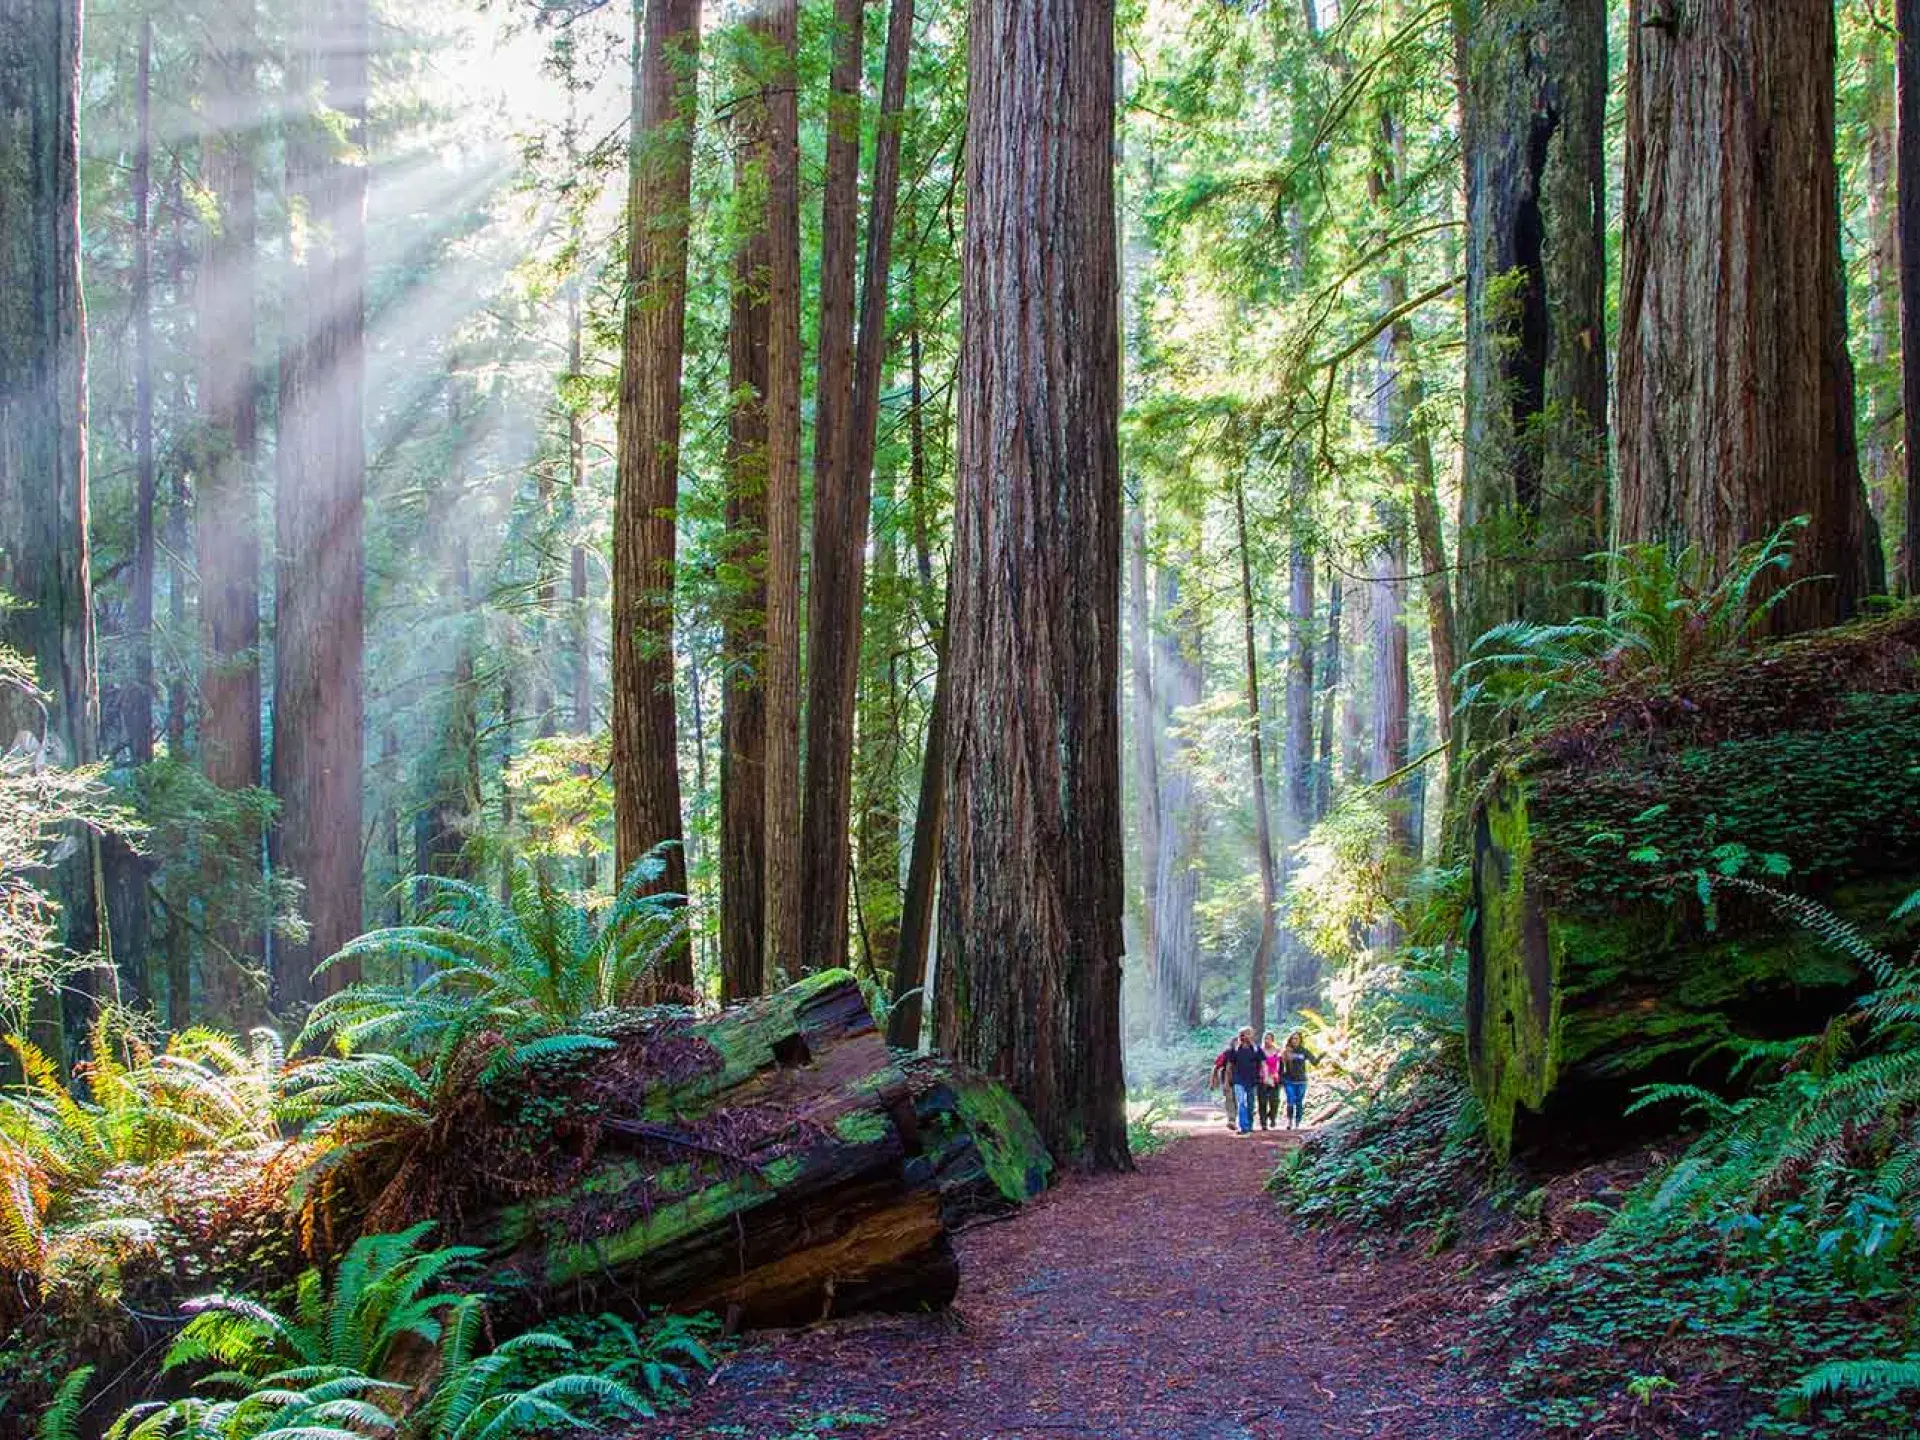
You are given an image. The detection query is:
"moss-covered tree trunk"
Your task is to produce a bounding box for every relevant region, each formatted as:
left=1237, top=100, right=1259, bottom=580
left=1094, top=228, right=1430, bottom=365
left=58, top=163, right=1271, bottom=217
left=936, top=0, right=1129, bottom=1169
left=1618, top=0, right=1874, bottom=632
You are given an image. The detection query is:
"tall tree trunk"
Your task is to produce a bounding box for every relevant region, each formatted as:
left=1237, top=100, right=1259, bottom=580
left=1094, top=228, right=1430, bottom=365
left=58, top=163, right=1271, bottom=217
left=854, top=463, right=903, bottom=979
left=1456, top=0, right=1607, bottom=646
left=936, top=0, right=1129, bottom=1169
left=721, top=68, right=771, bottom=1003
left=129, top=16, right=157, bottom=766
left=274, top=0, right=368, bottom=1004
left=1126, top=501, right=1161, bottom=998
left=1368, top=120, right=1413, bottom=856
left=1151, top=566, right=1203, bottom=1033
left=0, top=0, right=106, bottom=1052
left=762, top=0, right=805, bottom=990
left=1234, top=480, right=1279, bottom=1036
left=202, top=0, right=264, bottom=1010
left=1900, top=0, right=1920, bottom=595
left=611, top=0, right=699, bottom=988
left=885, top=618, right=946, bottom=1051
left=1408, top=392, right=1455, bottom=749
left=1340, top=571, right=1367, bottom=787
left=799, top=0, right=869, bottom=973
left=1314, top=574, right=1342, bottom=823
left=1865, top=70, right=1898, bottom=538
left=417, top=387, right=480, bottom=882
left=1619, top=0, right=1873, bottom=632
left=165, top=163, right=189, bottom=761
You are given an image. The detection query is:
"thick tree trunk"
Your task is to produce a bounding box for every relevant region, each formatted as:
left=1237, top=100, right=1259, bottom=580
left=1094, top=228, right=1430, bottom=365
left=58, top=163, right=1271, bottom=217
left=1619, top=0, right=1872, bottom=633
left=721, top=72, right=771, bottom=1004
left=1235, top=481, right=1279, bottom=1035
left=799, top=0, right=870, bottom=974
left=1865, top=75, right=1897, bottom=537
left=1456, top=0, right=1607, bottom=647
left=274, top=0, right=368, bottom=1003
left=1151, top=567, right=1203, bottom=1032
left=936, top=0, right=1129, bottom=1169
left=129, top=16, right=156, bottom=766
left=1900, top=0, right=1920, bottom=595
left=0, top=0, right=105, bottom=1047
left=611, top=0, right=698, bottom=988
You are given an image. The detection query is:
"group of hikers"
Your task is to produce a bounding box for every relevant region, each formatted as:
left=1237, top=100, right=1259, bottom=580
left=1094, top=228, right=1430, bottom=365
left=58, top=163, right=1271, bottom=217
left=1211, top=1028, right=1316, bottom=1134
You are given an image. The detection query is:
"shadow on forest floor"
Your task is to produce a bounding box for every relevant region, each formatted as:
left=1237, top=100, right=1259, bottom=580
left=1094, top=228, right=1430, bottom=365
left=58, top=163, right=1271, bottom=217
left=625, top=1114, right=1534, bottom=1440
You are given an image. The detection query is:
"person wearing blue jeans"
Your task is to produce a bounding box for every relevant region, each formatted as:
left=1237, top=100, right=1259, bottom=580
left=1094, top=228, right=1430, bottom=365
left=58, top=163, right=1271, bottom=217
left=1225, top=1027, right=1264, bottom=1135
left=1279, top=1030, right=1318, bottom=1128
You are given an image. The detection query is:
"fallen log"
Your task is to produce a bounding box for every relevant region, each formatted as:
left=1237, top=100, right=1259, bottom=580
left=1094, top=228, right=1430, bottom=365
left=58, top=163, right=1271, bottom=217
left=905, top=1055, right=1052, bottom=1225
left=1468, top=611, right=1920, bottom=1159
left=476, top=968, right=960, bottom=1328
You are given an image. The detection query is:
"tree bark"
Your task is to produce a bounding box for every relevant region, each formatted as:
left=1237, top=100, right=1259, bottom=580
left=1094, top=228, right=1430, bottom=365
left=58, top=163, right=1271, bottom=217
left=1900, top=0, right=1920, bottom=595
left=1865, top=66, right=1897, bottom=538
left=721, top=66, right=771, bottom=1004
left=1314, top=573, right=1341, bottom=823
left=1456, top=0, right=1607, bottom=647
left=129, top=15, right=157, bottom=767
left=799, top=0, right=870, bottom=974
left=762, top=0, right=805, bottom=991
left=1618, top=0, right=1873, bottom=633
left=274, top=0, right=368, bottom=1004
left=0, top=0, right=106, bottom=1047
left=1408, top=392, right=1456, bottom=749
left=1235, top=481, right=1279, bottom=1036
left=936, top=0, right=1129, bottom=1169
left=611, top=0, right=699, bottom=989
left=886, top=623, right=946, bottom=1051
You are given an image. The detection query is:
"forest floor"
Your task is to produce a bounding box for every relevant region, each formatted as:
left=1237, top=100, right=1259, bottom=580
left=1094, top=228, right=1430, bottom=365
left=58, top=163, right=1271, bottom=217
left=627, top=1108, right=1535, bottom=1440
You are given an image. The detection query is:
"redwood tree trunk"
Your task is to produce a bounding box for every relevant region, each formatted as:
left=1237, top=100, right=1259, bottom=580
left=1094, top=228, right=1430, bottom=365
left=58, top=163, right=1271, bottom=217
left=1456, top=0, right=1607, bottom=645
left=799, top=0, right=869, bottom=973
left=762, top=0, right=805, bottom=988
left=1900, top=0, right=1920, bottom=595
left=611, top=0, right=699, bottom=988
left=1234, top=481, right=1279, bottom=1035
left=274, top=0, right=368, bottom=1003
left=0, top=0, right=105, bottom=1046
left=1619, top=0, right=1873, bottom=632
left=129, top=16, right=156, bottom=766
left=721, top=67, right=771, bottom=1003
left=935, top=0, right=1129, bottom=1169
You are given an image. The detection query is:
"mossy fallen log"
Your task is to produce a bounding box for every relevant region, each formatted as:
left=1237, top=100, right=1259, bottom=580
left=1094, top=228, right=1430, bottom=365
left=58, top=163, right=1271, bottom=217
left=1468, top=611, right=1920, bottom=1158
left=905, top=1055, right=1053, bottom=1223
left=475, top=969, right=959, bottom=1328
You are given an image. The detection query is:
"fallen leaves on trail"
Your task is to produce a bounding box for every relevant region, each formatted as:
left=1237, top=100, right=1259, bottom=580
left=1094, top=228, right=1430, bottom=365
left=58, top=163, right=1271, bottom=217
left=628, top=1113, right=1535, bottom=1440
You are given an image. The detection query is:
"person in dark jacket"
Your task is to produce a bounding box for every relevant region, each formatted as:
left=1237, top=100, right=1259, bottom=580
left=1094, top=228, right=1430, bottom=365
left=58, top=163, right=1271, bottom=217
left=1279, top=1030, right=1318, bottom=1128
left=1225, top=1027, right=1264, bottom=1135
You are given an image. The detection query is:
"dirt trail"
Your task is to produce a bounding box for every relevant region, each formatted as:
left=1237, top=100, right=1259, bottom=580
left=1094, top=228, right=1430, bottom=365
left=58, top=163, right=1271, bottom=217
left=631, top=1110, right=1530, bottom=1440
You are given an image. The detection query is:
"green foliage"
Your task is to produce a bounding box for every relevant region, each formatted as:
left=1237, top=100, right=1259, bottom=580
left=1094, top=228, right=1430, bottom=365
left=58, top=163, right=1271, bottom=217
left=1124, top=1090, right=1177, bottom=1158
left=36, top=1364, right=93, bottom=1440
left=109, top=1225, right=701, bottom=1440
left=1455, top=518, right=1810, bottom=731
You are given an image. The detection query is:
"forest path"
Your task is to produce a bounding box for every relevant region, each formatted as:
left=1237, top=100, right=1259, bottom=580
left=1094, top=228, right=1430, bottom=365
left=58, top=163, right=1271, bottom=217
left=630, top=1109, right=1529, bottom=1440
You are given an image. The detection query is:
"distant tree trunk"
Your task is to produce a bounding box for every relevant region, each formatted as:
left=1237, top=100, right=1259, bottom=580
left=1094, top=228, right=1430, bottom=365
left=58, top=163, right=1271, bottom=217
left=1368, top=135, right=1413, bottom=856
left=275, top=0, right=368, bottom=1003
left=1900, top=0, right=1920, bottom=595
left=0, top=0, right=107, bottom=1049
left=108, top=14, right=159, bottom=1002
left=1234, top=481, right=1279, bottom=1036
left=1340, top=573, right=1368, bottom=787
left=1126, top=501, right=1161, bottom=998
left=799, top=0, right=868, bottom=974
left=721, top=71, right=770, bottom=1003
left=1408, top=392, right=1455, bottom=748
left=1456, top=0, right=1607, bottom=647
left=854, top=464, right=903, bottom=978
left=611, top=0, right=698, bottom=988
left=1865, top=70, right=1898, bottom=538
left=885, top=619, right=945, bottom=1051
left=1151, top=566, right=1203, bottom=1032
left=165, top=166, right=189, bottom=761
left=1619, top=0, right=1873, bottom=632
left=129, top=16, right=157, bottom=766
left=201, top=0, right=263, bottom=1005
left=1283, top=491, right=1315, bottom=836
left=417, top=390, right=480, bottom=882
left=1315, top=574, right=1342, bottom=822
left=936, top=0, right=1129, bottom=1169
left=762, top=0, right=804, bottom=989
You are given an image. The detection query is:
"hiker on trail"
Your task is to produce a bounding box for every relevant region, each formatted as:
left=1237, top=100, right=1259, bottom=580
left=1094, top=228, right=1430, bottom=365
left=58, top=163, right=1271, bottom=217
left=1226, top=1027, right=1264, bottom=1135
left=1257, top=1031, right=1283, bottom=1131
left=1279, top=1030, right=1317, bottom=1129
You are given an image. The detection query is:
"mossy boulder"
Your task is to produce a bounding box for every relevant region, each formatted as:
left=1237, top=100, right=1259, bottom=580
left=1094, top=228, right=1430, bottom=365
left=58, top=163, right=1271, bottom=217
left=1468, top=611, right=1920, bottom=1159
